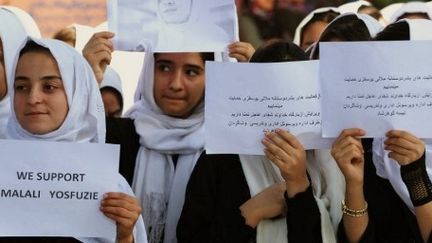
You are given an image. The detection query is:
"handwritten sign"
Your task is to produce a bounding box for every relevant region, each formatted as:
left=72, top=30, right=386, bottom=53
left=205, top=61, right=332, bottom=155
left=108, top=0, right=237, bottom=52
left=320, top=41, right=432, bottom=138
left=0, top=139, right=119, bottom=238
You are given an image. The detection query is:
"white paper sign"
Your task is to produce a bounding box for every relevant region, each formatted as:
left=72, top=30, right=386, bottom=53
left=205, top=61, right=333, bottom=155
left=320, top=41, right=432, bottom=138
left=0, top=139, right=120, bottom=238
left=108, top=0, right=238, bottom=52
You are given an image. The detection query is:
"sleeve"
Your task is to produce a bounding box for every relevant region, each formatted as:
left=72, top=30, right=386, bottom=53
left=177, top=154, right=255, bottom=243
left=285, top=186, right=322, bottom=243
left=337, top=218, right=375, bottom=243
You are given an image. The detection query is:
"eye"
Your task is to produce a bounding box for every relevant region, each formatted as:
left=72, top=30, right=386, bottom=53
left=157, top=63, right=171, bottom=72
left=14, top=83, right=28, bottom=91
left=44, top=84, right=56, bottom=91
left=185, top=68, right=200, bottom=77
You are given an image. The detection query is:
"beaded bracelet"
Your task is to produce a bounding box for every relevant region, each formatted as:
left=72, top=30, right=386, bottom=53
left=341, top=200, right=368, bottom=217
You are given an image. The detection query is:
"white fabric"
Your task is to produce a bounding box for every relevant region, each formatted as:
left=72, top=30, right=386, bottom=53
left=371, top=19, right=432, bottom=213
left=125, top=51, right=206, bottom=243
left=310, top=13, right=382, bottom=59
left=1, top=6, right=41, bottom=38
left=338, top=0, right=371, bottom=14
left=100, top=66, right=123, bottom=98
left=0, top=8, right=27, bottom=138
left=403, top=18, right=432, bottom=40
left=6, top=38, right=106, bottom=143
left=380, top=3, right=404, bottom=24
left=239, top=149, right=343, bottom=243
left=5, top=37, right=147, bottom=243
left=293, top=7, right=340, bottom=46
left=71, top=23, right=96, bottom=53
left=390, top=1, right=432, bottom=23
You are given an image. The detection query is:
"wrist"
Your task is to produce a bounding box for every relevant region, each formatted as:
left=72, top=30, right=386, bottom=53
left=240, top=202, right=260, bottom=228
left=285, top=176, right=310, bottom=198
left=117, top=233, right=134, bottom=243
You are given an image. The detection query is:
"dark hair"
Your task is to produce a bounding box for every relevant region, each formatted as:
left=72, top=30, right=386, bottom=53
left=250, top=39, right=308, bottom=63
left=319, top=15, right=372, bottom=42
left=19, top=40, right=51, bottom=57
left=52, top=27, right=76, bottom=47
left=312, top=15, right=372, bottom=59
left=397, top=12, right=430, bottom=21
left=374, top=21, right=410, bottom=41
left=301, top=10, right=340, bottom=44
left=153, top=52, right=214, bottom=63
left=358, top=5, right=383, bottom=21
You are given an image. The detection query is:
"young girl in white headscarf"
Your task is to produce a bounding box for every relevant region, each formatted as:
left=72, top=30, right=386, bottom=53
left=5, top=37, right=146, bottom=243
left=332, top=19, right=432, bottom=243
left=0, top=7, right=36, bottom=138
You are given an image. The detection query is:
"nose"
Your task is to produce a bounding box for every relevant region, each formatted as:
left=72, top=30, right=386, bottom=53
left=27, top=87, right=42, bottom=105
left=168, top=70, right=184, bottom=92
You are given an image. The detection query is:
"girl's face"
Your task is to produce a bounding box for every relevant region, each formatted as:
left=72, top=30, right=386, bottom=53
left=301, top=21, right=328, bottom=50
left=153, top=52, right=205, bottom=118
left=13, top=51, right=68, bottom=134
left=0, top=40, right=7, bottom=100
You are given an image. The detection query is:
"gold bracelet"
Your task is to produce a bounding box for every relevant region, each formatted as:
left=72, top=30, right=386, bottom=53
left=341, top=200, right=368, bottom=217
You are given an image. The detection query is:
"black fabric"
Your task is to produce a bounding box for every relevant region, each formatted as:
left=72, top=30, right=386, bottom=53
left=285, top=185, right=323, bottom=243
left=105, top=117, right=140, bottom=185
left=338, top=138, right=423, bottom=243
left=0, top=237, right=80, bottom=243
left=177, top=152, right=322, bottom=243
left=401, top=153, right=432, bottom=207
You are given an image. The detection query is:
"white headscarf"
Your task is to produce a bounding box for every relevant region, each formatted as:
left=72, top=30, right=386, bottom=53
left=338, top=0, right=371, bottom=14
left=1, top=6, right=41, bottom=38
left=125, top=51, right=206, bottom=243
left=380, top=3, right=404, bottom=25
left=0, top=8, right=28, bottom=138
left=5, top=37, right=148, bottom=243
left=100, top=66, right=123, bottom=97
left=372, top=19, right=432, bottom=212
left=6, top=38, right=105, bottom=143
left=389, top=1, right=432, bottom=24
left=310, top=13, right=382, bottom=59
left=293, top=7, right=340, bottom=46
left=239, top=149, right=344, bottom=243
left=70, top=23, right=95, bottom=53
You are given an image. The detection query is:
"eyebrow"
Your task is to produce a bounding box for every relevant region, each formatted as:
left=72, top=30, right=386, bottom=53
left=15, top=75, right=62, bottom=81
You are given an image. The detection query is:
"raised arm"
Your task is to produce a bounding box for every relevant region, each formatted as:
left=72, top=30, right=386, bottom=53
left=82, top=31, right=115, bottom=83
left=385, top=130, right=432, bottom=242
left=331, top=128, right=368, bottom=243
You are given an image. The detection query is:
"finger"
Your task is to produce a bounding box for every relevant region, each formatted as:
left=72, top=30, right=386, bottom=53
left=84, top=39, right=114, bottom=54
left=89, top=50, right=112, bottom=65
left=100, top=204, right=139, bottom=219
left=384, top=141, right=416, bottom=155
left=384, top=137, right=419, bottom=151
left=386, top=130, right=422, bottom=144
left=388, top=152, right=411, bottom=165
left=228, top=53, right=248, bottom=62
left=103, top=213, right=137, bottom=228
left=263, top=133, right=296, bottom=158
left=264, top=149, right=286, bottom=169
left=275, top=128, right=304, bottom=150
left=339, top=145, right=364, bottom=164
left=104, top=192, right=138, bottom=202
left=333, top=128, right=365, bottom=148
left=336, top=136, right=364, bottom=154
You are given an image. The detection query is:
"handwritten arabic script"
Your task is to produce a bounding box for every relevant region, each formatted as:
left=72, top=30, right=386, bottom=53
left=226, top=94, right=321, bottom=131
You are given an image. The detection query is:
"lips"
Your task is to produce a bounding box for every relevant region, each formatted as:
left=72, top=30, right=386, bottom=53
left=25, top=111, right=48, bottom=116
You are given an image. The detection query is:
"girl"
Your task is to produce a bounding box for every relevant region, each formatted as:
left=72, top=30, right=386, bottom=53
left=5, top=38, right=145, bottom=243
